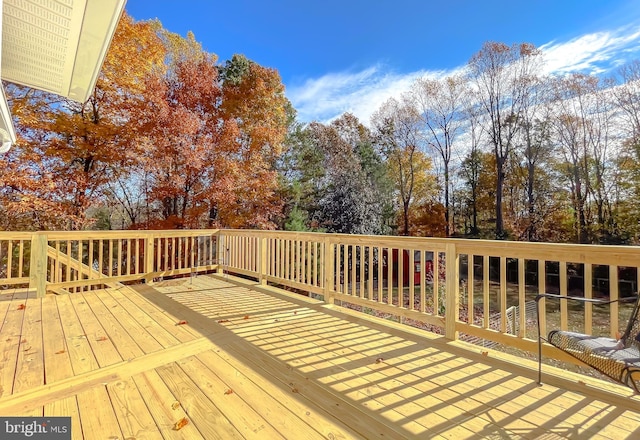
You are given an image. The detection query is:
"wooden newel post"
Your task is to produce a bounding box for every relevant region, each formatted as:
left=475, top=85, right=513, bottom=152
left=445, top=243, right=460, bottom=341
left=29, top=232, right=48, bottom=298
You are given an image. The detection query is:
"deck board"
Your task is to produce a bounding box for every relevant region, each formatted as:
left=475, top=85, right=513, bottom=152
left=176, top=355, right=287, bottom=439
left=41, top=295, right=74, bottom=382
left=94, top=289, right=166, bottom=353
left=44, top=396, right=82, bottom=440
left=155, top=362, right=244, bottom=440
left=1, top=275, right=640, bottom=439
left=107, top=376, right=165, bottom=440
left=13, top=294, right=44, bottom=393
left=76, top=386, right=123, bottom=439
left=132, top=369, right=206, bottom=439
left=194, top=349, right=334, bottom=439
left=68, top=293, right=123, bottom=367
left=0, top=291, right=28, bottom=397
left=55, top=294, right=100, bottom=375
left=80, top=291, right=147, bottom=360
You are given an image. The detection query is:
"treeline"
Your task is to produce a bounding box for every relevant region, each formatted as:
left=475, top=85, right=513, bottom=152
left=280, top=43, right=640, bottom=245
left=2, top=15, right=640, bottom=245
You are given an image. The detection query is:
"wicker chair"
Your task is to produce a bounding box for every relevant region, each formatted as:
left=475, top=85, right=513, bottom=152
left=536, top=293, right=640, bottom=393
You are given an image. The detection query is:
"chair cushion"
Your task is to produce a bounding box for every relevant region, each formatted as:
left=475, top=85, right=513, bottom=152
left=549, top=330, right=640, bottom=367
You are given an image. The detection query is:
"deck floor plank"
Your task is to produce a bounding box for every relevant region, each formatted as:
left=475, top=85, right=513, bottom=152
left=223, top=304, right=448, bottom=437
left=67, top=293, right=123, bottom=367
left=55, top=294, right=100, bottom=375
left=132, top=369, right=206, bottom=439
left=44, top=396, right=82, bottom=440
left=105, top=287, right=182, bottom=348
left=195, top=349, right=336, bottom=440
left=76, top=386, right=123, bottom=440
left=120, top=285, right=200, bottom=343
left=80, top=291, right=147, bottom=360
left=94, top=289, right=165, bottom=353
left=12, top=296, right=44, bottom=393
left=135, top=283, right=221, bottom=339
left=107, top=376, right=165, bottom=440
left=176, top=355, right=287, bottom=439
left=222, top=334, right=411, bottom=439
left=0, top=292, right=16, bottom=333
left=155, top=362, right=245, bottom=440
left=41, top=295, right=74, bottom=383
left=0, top=291, right=28, bottom=397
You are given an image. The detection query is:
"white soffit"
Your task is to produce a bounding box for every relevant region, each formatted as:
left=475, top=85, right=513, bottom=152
left=1, top=0, right=126, bottom=103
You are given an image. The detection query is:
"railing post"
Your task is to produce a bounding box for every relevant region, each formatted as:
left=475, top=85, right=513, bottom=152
left=323, top=237, right=335, bottom=305
left=445, top=243, right=459, bottom=340
left=260, top=236, right=268, bottom=285
left=29, top=232, right=48, bottom=298
left=145, top=232, right=155, bottom=280
left=217, top=232, right=225, bottom=274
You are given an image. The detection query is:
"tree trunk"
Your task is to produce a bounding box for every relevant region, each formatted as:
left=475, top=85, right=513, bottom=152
left=444, top=167, right=450, bottom=236
left=495, top=156, right=505, bottom=239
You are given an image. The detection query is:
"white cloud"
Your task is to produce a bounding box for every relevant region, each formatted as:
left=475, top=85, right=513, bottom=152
left=288, top=25, right=640, bottom=124
left=540, top=25, right=640, bottom=75
left=287, top=65, right=446, bottom=124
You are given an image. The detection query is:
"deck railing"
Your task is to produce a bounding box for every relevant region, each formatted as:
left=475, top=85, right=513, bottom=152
left=0, top=230, right=220, bottom=295
left=2, top=228, right=639, bottom=365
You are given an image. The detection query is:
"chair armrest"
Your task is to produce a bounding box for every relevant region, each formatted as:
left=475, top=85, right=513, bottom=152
left=535, top=293, right=638, bottom=305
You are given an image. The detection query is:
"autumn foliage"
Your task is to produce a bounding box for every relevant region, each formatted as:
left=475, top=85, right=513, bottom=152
left=0, top=12, right=289, bottom=231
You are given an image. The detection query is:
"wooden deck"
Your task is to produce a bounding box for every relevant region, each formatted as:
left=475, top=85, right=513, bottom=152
left=1, top=275, right=639, bottom=439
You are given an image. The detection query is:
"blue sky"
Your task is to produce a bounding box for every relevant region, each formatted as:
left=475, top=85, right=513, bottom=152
left=125, top=0, right=640, bottom=123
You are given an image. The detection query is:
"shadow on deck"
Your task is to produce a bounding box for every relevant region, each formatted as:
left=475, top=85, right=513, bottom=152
left=0, top=274, right=639, bottom=439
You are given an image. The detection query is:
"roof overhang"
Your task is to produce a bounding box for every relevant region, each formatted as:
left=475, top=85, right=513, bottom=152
left=0, top=0, right=127, bottom=153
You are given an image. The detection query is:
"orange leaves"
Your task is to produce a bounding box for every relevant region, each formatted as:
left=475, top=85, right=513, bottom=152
left=224, top=389, right=233, bottom=395
left=175, top=320, right=188, bottom=326
left=243, top=315, right=250, bottom=320
left=3, top=14, right=288, bottom=231
left=173, top=417, right=189, bottom=431
left=96, top=336, right=108, bottom=342
left=55, top=349, right=66, bottom=354
left=17, top=304, right=26, bottom=310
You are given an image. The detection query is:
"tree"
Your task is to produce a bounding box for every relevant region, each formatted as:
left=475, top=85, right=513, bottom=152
left=412, top=75, right=466, bottom=236
left=458, top=150, right=496, bottom=236
left=278, top=120, right=326, bottom=231
left=371, top=97, right=424, bottom=235
left=550, top=73, right=615, bottom=243
left=136, top=32, right=222, bottom=228
left=216, top=55, right=290, bottom=228
left=309, top=114, right=388, bottom=234
left=614, top=60, right=640, bottom=145
left=0, top=12, right=166, bottom=230
left=468, top=41, right=542, bottom=239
